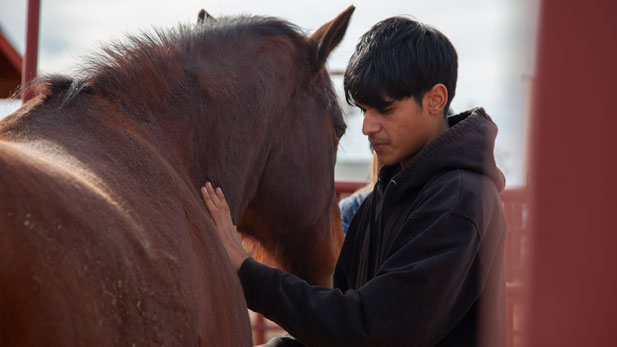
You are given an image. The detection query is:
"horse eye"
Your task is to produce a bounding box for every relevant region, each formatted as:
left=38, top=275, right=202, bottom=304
left=336, top=127, right=346, bottom=139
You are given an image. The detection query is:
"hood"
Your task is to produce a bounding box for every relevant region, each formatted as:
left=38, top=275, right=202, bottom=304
left=378, top=107, right=506, bottom=198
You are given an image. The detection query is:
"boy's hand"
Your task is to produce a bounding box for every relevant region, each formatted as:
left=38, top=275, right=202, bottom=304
left=201, top=182, right=248, bottom=271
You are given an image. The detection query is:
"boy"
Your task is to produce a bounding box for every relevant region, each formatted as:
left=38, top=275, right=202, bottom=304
left=202, top=16, right=507, bottom=347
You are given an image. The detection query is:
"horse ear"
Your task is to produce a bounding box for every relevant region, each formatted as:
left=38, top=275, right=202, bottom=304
left=197, top=9, right=215, bottom=25
left=309, top=5, right=355, bottom=74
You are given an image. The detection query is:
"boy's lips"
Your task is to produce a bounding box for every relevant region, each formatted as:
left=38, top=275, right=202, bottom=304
left=370, top=140, right=388, bottom=151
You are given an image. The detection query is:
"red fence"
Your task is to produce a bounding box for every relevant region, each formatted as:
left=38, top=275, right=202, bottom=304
left=501, top=188, right=529, bottom=347
left=252, top=181, right=530, bottom=346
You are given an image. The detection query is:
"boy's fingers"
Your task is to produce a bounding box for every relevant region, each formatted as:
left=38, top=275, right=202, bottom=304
left=203, top=183, right=224, bottom=216
left=201, top=187, right=219, bottom=217
left=205, top=182, right=220, bottom=205
left=202, top=183, right=215, bottom=203
left=215, top=187, right=230, bottom=211
left=200, top=186, right=213, bottom=207
left=215, top=187, right=224, bottom=200
left=202, top=182, right=234, bottom=228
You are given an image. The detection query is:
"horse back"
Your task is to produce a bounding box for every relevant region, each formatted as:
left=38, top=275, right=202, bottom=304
left=0, top=126, right=251, bottom=345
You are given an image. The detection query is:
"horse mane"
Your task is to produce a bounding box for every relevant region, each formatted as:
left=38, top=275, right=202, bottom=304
left=27, top=16, right=310, bottom=113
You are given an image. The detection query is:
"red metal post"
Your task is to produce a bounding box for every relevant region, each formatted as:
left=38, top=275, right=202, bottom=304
left=254, top=314, right=266, bottom=345
left=21, top=0, right=41, bottom=102
left=527, top=1, right=617, bottom=347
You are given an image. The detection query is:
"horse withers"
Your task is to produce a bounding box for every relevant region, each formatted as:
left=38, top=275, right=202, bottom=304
left=0, top=6, right=354, bottom=346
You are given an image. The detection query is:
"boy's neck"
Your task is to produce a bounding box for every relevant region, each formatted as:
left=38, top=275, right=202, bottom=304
left=400, top=118, right=448, bottom=168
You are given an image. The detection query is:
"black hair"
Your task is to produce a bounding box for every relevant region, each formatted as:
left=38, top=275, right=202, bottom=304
left=344, top=17, right=458, bottom=116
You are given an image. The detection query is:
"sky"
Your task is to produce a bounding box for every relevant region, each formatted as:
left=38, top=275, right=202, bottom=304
left=0, top=0, right=540, bottom=186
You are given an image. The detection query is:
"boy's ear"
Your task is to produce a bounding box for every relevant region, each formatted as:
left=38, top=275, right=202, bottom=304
left=425, top=83, right=448, bottom=116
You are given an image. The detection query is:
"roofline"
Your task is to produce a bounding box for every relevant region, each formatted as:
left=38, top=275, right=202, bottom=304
left=0, top=32, right=23, bottom=73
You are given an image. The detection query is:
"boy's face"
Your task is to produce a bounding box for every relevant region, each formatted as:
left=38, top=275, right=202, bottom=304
left=360, top=95, right=444, bottom=167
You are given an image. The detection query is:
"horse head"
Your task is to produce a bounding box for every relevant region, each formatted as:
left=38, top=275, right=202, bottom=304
left=236, top=6, right=355, bottom=287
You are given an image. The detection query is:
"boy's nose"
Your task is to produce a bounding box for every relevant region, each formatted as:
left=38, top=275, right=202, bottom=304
left=362, top=112, right=380, bottom=135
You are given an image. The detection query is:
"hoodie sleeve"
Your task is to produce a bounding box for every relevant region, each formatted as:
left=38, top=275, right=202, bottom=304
left=238, top=211, right=485, bottom=347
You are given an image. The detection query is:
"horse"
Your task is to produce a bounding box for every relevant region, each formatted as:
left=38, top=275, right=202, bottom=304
left=0, top=6, right=354, bottom=346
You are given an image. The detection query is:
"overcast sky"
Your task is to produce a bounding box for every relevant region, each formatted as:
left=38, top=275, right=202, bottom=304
left=0, top=0, right=539, bottom=186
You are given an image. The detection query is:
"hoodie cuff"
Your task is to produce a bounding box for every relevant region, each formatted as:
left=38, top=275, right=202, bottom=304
left=237, top=257, right=271, bottom=311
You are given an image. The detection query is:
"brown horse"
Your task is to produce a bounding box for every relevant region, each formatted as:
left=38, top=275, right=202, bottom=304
left=0, top=6, right=354, bottom=346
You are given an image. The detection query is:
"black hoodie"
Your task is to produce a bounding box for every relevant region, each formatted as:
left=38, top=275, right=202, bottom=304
left=238, top=108, right=507, bottom=347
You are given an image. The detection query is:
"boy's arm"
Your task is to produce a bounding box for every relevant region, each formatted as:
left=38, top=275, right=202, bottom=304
left=201, top=183, right=494, bottom=347
left=238, top=212, right=484, bottom=347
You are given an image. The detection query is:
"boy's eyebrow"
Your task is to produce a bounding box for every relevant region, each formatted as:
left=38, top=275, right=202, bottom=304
left=377, top=100, right=395, bottom=111
left=354, top=99, right=395, bottom=112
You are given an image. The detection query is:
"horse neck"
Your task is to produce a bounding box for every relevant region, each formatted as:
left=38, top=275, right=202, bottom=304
left=87, top=42, right=283, bottom=221
left=105, top=91, right=272, bottom=222
left=170, top=108, right=272, bottom=223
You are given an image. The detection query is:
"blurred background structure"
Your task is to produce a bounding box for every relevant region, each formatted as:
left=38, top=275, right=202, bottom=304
left=0, top=28, right=22, bottom=98
left=527, top=1, right=617, bottom=347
